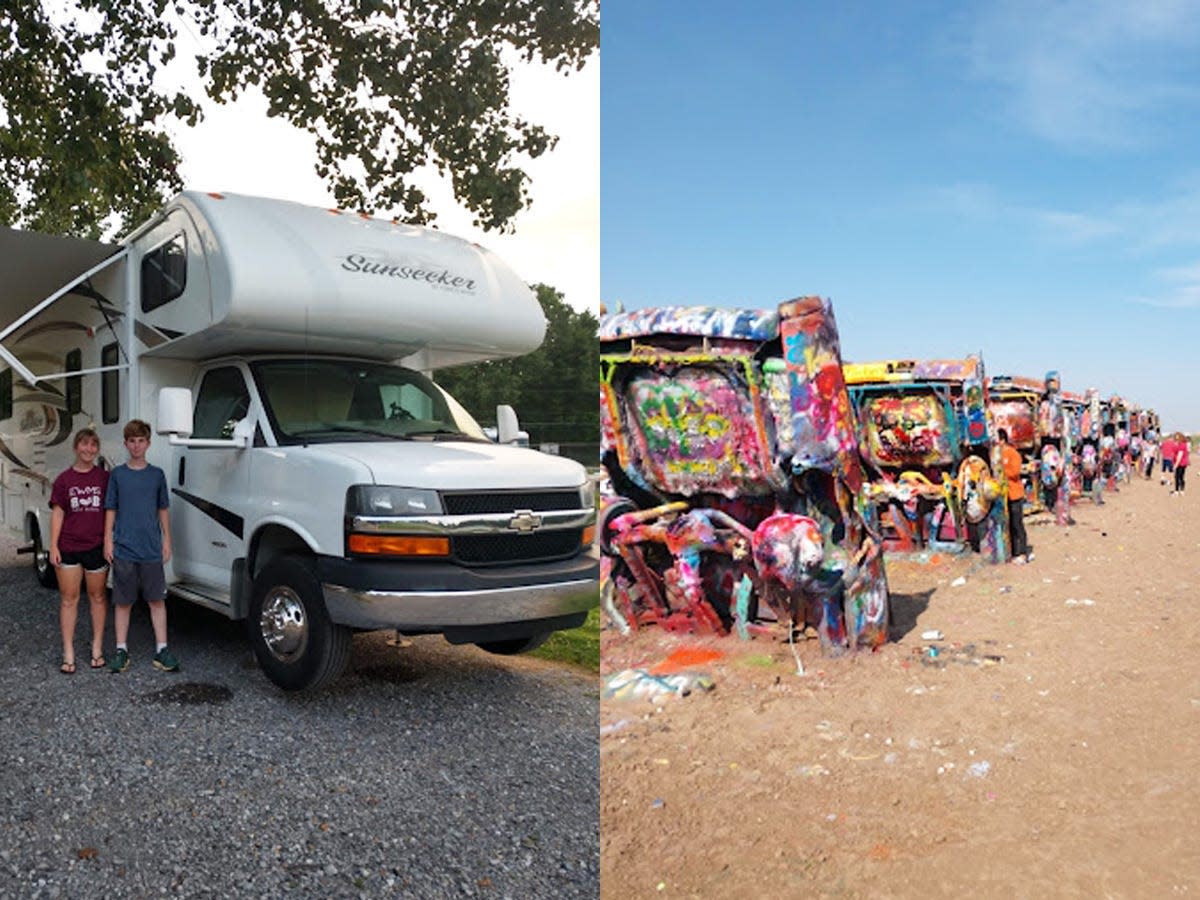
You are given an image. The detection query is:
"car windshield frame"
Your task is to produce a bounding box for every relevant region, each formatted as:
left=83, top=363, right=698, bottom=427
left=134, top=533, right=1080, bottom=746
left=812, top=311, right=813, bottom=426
left=249, top=358, right=486, bottom=445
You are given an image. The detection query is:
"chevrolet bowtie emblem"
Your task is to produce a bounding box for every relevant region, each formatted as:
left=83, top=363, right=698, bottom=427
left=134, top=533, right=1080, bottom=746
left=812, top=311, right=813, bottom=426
left=508, top=510, right=542, bottom=533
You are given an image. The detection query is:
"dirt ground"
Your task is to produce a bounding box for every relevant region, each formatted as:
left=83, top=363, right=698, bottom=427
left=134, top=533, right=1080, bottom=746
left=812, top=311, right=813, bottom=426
left=600, top=474, right=1199, bottom=898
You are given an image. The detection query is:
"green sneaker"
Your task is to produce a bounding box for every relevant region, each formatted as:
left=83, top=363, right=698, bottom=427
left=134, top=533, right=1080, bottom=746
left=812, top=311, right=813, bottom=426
left=152, top=646, right=180, bottom=672
left=109, top=648, right=130, bottom=673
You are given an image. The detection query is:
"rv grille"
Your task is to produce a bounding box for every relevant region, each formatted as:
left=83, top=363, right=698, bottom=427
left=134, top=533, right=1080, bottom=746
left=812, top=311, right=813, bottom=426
left=442, top=490, right=580, bottom=515
left=451, top=530, right=583, bottom=566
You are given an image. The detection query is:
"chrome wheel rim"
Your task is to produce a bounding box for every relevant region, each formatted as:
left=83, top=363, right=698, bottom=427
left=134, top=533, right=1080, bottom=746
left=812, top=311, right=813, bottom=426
left=259, top=587, right=308, bottom=662
left=34, top=539, right=49, bottom=578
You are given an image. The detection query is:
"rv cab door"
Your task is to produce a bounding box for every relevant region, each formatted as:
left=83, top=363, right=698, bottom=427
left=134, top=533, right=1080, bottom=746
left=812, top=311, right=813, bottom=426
left=170, top=365, right=253, bottom=600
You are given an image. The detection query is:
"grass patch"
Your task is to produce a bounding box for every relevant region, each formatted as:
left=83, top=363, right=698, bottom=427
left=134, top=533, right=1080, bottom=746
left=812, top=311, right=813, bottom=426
left=529, top=600, right=600, bottom=671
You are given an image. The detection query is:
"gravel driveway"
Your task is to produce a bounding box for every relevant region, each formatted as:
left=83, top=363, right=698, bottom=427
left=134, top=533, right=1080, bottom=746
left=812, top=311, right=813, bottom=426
left=0, top=536, right=599, bottom=898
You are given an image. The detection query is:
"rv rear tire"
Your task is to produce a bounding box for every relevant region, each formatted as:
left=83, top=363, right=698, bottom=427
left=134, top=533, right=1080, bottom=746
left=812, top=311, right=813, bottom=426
left=31, top=527, right=57, bottom=589
left=475, top=632, right=552, bottom=655
left=248, top=556, right=351, bottom=691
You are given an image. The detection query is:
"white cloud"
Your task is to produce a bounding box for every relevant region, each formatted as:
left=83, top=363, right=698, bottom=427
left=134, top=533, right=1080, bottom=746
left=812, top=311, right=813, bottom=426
left=1028, top=209, right=1119, bottom=243
left=928, top=181, right=1122, bottom=244
left=964, top=0, right=1200, bottom=148
left=929, top=173, right=1200, bottom=252
left=931, top=182, right=1002, bottom=218
left=1132, top=259, right=1200, bottom=307
left=1158, top=261, right=1200, bottom=282
left=1111, top=179, right=1200, bottom=252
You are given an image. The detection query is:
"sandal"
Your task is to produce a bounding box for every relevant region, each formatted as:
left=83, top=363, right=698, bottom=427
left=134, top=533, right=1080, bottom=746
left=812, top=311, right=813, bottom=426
left=90, top=655, right=106, bottom=669
left=60, top=660, right=76, bottom=675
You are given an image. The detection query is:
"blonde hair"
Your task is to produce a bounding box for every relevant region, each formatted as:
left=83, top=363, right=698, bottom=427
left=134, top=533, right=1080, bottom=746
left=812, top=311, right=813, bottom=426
left=73, top=427, right=99, bottom=449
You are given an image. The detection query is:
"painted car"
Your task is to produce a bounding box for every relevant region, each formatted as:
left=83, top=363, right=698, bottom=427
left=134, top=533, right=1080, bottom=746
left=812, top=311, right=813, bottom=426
left=599, top=297, right=889, bottom=654
left=844, top=357, right=1008, bottom=561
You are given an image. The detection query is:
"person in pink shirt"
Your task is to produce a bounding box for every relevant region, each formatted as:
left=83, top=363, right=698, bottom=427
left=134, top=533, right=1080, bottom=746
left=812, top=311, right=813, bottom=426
left=1161, top=435, right=1177, bottom=485
left=49, top=428, right=110, bottom=674
left=1170, top=432, right=1189, bottom=495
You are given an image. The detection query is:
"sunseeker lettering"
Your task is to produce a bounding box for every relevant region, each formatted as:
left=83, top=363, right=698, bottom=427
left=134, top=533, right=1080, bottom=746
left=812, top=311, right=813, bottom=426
left=341, top=254, right=477, bottom=291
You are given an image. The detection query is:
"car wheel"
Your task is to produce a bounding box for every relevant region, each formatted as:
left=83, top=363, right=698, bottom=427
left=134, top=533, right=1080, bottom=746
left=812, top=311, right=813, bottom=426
left=248, top=556, right=351, bottom=691
left=32, top=526, right=57, bottom=589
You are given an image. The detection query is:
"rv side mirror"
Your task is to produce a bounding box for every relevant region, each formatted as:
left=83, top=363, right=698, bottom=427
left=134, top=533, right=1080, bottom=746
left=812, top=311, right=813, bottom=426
left=496, top=405, right=521, bottom=444
left=157, top=388, right=194, bottom=437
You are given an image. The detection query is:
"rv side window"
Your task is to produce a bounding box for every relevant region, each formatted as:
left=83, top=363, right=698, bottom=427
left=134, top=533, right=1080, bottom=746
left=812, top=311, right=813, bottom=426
left=141, top=233, right=188, bottom=312
left=101, top=343, right=119, bottom=424
left=65, top=349, right=82, bottom=415
left=0, top=369, right=10, bottom=421
left=193, top=367, right=251, bottom=439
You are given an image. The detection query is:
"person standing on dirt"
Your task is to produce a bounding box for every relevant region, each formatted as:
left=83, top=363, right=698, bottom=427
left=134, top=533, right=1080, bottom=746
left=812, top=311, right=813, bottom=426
left=1170, top=433, right=1189, bottom=495
left=1161, top=433, right=1177, bottom=485
left=1142, top=436, right=1158, bottom=480
left=48, top=428, right=110, bottom=674
left=998, top=429, right=1031, bottom=564
left=1100, top=430, right=1118, bottom=493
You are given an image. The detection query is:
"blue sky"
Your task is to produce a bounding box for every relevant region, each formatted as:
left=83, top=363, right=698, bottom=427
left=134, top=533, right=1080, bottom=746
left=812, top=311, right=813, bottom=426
left=602, top=0, right=1200, bottom=431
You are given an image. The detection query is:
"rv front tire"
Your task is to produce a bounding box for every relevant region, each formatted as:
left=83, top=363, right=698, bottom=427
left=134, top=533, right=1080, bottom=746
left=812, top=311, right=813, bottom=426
left=248, top=556, right=351, bottom=692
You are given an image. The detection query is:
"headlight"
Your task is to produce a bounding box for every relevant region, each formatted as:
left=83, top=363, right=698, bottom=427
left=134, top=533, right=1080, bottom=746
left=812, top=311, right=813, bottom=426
left=346, top=485, right=444, bottom=517
left=579, top=478, right=596, bottom=509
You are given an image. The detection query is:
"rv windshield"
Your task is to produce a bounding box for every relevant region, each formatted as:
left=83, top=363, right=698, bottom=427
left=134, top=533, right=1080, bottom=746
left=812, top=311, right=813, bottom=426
left=251, top=359, right=486, bottom=445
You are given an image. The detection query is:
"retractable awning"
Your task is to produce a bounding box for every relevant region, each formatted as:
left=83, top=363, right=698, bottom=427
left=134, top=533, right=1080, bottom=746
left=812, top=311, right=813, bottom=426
left=0, top=226, right=126, bottom=383
left=0, top=226, right=121, bottom=328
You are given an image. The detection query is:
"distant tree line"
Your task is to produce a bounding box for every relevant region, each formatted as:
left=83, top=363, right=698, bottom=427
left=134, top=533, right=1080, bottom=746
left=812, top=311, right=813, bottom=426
left=434, top=283, right=598, bottom=456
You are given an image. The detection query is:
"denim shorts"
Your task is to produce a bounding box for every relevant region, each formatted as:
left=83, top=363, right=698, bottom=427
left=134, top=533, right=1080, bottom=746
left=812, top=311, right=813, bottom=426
left=111, top=558, right=167, bottom=606
left=58, top=545, right=108, bottom=573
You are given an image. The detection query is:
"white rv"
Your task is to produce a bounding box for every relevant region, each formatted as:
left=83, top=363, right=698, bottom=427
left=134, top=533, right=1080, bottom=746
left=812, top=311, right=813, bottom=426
left=0, top=192, right=598, bottom=690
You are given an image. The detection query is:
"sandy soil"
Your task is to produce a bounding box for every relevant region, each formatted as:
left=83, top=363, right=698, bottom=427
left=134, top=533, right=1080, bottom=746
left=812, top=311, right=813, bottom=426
left=600, top=475, right=1199, bottom=898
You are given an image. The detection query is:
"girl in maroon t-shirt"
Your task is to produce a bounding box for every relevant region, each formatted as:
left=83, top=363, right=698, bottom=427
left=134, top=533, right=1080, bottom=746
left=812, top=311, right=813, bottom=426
left=49, top=428, right=110, bottom=674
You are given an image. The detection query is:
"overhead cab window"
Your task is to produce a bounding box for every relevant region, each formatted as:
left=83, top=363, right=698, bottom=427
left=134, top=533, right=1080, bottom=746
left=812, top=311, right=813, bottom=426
left=141, top=232, right=187, bottom=312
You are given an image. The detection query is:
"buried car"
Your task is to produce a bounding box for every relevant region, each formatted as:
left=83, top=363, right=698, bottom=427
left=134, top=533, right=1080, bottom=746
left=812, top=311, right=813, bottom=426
left=598, top=297, right=888, bottom=654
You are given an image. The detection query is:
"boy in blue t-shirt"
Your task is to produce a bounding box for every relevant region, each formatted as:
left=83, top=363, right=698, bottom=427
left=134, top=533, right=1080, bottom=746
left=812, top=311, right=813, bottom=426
left=103, top=419, right=178, bottom=673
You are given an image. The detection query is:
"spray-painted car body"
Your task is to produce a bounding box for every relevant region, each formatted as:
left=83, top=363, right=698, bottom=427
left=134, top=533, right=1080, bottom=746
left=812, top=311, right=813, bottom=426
left=1034, top=370, right=1074, bottom=525
left=987, top=374, right=1045, bottom=510
left=844, top=357, right=1008, bottom=562
left=599, top=297, right=889, bottom=654
left=1062, top=390, right=1086, bottom=498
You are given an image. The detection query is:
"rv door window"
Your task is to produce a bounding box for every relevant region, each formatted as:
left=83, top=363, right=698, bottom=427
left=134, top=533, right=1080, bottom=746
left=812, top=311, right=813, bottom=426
left=141, top=233, right=188, bottom=312
left=101, top=343, right=119, bottom=423
left=193, top=367, right=251, bottom=440
left=65, top=349, right=82, bottom=415
left=0, top=368, right=11, bottom=421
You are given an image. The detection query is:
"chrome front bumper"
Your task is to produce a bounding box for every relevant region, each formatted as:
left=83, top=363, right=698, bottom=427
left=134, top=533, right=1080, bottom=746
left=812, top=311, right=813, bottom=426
left=323, top=575, right=598, bottom=630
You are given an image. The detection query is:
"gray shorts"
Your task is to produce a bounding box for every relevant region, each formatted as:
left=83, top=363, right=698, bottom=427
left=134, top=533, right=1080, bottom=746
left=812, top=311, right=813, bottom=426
left=111, top=558, right=167, bottom=606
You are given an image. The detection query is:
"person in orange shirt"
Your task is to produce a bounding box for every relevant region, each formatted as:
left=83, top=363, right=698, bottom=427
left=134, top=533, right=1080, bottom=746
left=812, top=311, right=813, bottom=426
left=998, top=428, right=1031, bottom=564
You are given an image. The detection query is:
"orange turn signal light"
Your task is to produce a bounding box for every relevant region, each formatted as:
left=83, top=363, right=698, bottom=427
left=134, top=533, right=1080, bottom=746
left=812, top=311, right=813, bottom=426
left=348, top=534, right=450, bottom=557
left=581, top=525, right=596, bottom=546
